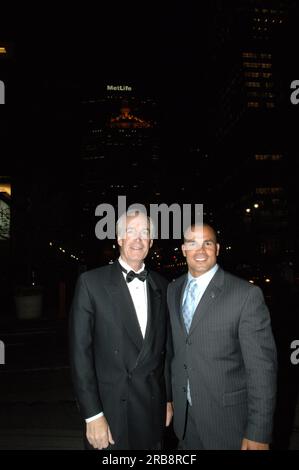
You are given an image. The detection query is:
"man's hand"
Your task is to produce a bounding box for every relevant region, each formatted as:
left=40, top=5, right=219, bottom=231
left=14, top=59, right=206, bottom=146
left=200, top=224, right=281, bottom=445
left=241, top=438, right=269, bottom=450
left=86, top=415, right=115, bottom=449
left=166, top=401, right=173, bottom=427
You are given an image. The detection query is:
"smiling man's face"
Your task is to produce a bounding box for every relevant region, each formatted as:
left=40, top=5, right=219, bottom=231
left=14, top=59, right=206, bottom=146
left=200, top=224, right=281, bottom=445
left=182, top=224, right=220, bottom=277
left=118, top=213, right=153, bottom=271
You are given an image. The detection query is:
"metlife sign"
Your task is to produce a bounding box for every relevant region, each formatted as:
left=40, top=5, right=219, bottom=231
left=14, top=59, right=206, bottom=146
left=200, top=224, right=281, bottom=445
left=0, top=80, right=4, bottom=104
left=106, top=84, right=132, bottom=92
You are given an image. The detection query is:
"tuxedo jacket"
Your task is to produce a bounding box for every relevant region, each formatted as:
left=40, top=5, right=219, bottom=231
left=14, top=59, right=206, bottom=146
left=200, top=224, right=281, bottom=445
left=69, top=261, right=172, bottom=450
left=167, top=267, right=277, bottom=449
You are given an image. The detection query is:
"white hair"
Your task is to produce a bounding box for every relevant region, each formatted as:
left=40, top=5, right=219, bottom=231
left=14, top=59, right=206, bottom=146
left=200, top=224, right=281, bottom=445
left=116, top=207, right=155, bottom=239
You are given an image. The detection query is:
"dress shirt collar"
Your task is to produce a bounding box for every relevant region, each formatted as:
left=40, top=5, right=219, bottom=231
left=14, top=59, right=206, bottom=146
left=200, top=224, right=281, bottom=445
left=118, top=256, right=145, bottom=274
left=187, top=263, right=219, bottom=290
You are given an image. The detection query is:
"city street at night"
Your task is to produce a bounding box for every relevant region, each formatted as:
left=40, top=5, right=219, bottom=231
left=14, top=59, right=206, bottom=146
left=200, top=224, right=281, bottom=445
left=1, top=0, right=299, bottom=456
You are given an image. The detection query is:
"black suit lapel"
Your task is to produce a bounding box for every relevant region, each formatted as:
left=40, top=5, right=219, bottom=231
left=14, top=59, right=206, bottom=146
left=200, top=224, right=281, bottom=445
left=106, top=262, right=143, bottom=351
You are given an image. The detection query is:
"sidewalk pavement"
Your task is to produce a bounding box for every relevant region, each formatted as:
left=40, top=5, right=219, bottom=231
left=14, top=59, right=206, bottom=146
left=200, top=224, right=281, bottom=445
left=0, top=366, right=84, bottom=450
left=0, top=316, right=84, bottom=450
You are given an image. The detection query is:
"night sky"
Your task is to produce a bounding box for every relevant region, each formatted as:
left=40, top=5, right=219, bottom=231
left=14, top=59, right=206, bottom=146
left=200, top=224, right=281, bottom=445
left=1, top=2, right=299, bottom=170
left=0, top=3, right=213, bottom=169
left=1, top=2, right=299, bottom=227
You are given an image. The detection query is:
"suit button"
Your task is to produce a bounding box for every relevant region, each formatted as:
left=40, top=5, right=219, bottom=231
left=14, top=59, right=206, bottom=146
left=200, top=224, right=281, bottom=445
left=128, top=374, right=132, bottom=380
left=114, top=350, right=119, bottom=354
left=121, top=398, right=126, bottom=402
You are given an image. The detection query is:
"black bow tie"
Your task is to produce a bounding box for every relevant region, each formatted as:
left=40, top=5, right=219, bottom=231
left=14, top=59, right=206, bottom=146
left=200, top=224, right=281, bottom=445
left=119, top=263, right=148, bottom=283
left=126, top=270, right=147, bottom=283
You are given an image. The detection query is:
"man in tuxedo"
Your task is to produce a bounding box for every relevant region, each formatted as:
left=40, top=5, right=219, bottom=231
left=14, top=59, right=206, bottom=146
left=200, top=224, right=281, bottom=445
left=69, top=209, right=173, bottom=450
left=167, top=223, right=277, bottom=450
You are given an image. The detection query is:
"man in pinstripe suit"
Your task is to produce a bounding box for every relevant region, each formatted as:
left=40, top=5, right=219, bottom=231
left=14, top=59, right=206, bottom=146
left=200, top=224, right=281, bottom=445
left=167, top=223, right=277, bottom=450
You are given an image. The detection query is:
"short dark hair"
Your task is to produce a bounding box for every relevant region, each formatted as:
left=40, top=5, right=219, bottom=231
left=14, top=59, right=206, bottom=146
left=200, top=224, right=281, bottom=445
left=183, top=223, right=218, bottom=243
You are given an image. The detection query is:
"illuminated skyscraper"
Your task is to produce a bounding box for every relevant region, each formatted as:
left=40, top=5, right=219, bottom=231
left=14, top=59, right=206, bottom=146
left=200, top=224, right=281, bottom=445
left=208, top=1, right=297, bottom=282
left=210, top=0, right=293, bottom=139
left=79, top=82, right=162, bottom=265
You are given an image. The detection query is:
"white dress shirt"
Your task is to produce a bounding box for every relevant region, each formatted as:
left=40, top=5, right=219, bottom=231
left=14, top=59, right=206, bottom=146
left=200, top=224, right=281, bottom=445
left=86, top=257, right=148, bottom=423
left=118, top=257, right=148, bottom=338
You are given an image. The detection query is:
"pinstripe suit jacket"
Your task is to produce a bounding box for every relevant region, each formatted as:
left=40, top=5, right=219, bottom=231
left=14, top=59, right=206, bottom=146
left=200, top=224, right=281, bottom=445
left=167, top=267, right=277, bottom=449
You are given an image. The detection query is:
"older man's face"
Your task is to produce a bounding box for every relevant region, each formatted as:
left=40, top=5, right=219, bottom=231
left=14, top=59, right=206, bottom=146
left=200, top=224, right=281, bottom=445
left=118, top=214, right=153, bottom=268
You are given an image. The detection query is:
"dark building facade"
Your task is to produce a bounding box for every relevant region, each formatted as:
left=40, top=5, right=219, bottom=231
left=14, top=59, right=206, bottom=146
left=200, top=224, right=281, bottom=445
left=206, top=0, right=298, bottom=287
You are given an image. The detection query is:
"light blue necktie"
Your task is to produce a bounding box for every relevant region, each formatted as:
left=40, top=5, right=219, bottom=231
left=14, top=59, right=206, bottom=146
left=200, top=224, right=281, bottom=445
left=182, top=278, right=199, bottom=405
left=182, top=278, right=199, bottom=333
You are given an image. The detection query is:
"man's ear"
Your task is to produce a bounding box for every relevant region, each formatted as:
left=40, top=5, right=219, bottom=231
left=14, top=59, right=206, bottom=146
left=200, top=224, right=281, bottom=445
left=181, top=244, right=186, bottom=257
left=216, top=243, right=220, bottom=256
left=117, top=237, right=123, bottom=247
left=149, top=239, right=153, bottom=249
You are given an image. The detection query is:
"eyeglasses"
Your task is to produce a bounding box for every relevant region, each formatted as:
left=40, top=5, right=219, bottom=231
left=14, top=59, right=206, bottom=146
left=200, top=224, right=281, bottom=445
left=184, top=240, right=216, bottom=250
left=123, top=227, right=151, bottom=240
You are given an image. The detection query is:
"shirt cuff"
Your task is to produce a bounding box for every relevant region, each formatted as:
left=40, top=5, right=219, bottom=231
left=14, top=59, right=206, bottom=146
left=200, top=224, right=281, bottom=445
left=85, top=412, right=104, bottom=423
